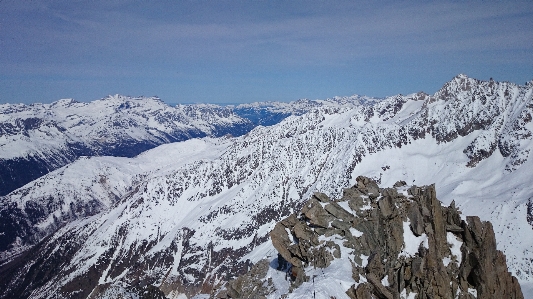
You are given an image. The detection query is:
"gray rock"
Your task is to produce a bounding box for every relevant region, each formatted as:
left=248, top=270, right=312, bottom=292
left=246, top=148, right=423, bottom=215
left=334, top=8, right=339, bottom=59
left=446, top=224, right=464, bottom=233
left=407, top=203, right=425, bottom=237
left=301, top=197, right=332, bottom=228
left=378, top=195, right=394, bottom=218
left=393, top=180, right=407, bottom=188
left=331, top=219, right=352, bottom=231
left=324, top=202, right=355, bottom=221
left=223, top=259, right=273, bottom=299
left=312, top=192, right=331, bottom=203
left=367, top=273, right=393, bottom=299
left=293, top=221, right=318, bottom=245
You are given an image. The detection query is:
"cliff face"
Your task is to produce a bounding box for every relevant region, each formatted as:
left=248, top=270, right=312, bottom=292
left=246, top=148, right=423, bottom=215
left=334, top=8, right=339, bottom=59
left=218, top=176, right=523, bottom=299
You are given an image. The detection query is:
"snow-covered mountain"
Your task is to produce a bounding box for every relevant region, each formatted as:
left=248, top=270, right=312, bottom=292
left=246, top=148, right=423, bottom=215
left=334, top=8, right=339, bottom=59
left=0, top=75, right=532, bottom=298
left=230, top=96, right=378, bottom=126
left=0, top=95, right=256, bottom=196
left=0, top=94, right=372, bottom=197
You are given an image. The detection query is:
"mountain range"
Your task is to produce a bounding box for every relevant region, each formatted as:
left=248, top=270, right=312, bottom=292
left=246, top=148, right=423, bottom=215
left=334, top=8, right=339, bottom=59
left=0, top=94, right=373, bottom=196
left=0, top=74, right=532, bottom=298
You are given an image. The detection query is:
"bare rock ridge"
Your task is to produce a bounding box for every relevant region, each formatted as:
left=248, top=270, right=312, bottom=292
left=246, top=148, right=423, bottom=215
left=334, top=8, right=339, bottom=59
left=218, top=176, right=523, bottom=299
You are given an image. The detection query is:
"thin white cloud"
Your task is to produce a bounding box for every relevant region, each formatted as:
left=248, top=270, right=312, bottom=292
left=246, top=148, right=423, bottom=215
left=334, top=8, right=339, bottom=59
left=3, top=1, right=531, bottom=67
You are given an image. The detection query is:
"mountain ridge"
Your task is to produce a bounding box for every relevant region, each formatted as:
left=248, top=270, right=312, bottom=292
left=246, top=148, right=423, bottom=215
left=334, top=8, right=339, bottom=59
left=0, top=75, right=532, bottom=298
left=0, top=95, right=253, bottom=196
left=0, top=94, right=375, bottom=196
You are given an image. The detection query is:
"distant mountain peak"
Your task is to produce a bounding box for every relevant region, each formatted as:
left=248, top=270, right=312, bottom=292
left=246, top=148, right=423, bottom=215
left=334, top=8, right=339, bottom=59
left=52, top=98, right=79, bottom=106
left=99, top=94, right=161, bottom=102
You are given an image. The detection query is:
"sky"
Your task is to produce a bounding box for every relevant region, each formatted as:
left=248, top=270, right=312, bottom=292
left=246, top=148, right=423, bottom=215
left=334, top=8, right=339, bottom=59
left=1, top=0, right=532, bottom=105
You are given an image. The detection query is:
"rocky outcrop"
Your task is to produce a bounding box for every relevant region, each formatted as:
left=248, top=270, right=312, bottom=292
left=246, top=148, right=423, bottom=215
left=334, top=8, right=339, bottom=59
left=214, top=260, right=274, bottom=299
left=219, top=176, right=523, bottom=299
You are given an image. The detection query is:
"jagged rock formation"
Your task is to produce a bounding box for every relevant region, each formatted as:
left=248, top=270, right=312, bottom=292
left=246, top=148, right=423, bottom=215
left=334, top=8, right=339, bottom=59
left=218, top=177, right=523, bottom=299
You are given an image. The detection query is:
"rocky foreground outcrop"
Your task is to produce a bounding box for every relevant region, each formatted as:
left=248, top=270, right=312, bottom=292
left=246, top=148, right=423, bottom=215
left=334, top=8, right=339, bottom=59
left=215, top=176, right=523, bottom=299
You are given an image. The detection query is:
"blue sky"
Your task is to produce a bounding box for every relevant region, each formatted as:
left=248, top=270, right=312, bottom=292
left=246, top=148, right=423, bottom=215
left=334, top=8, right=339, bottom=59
left=1, top=0, right=532, bottom=104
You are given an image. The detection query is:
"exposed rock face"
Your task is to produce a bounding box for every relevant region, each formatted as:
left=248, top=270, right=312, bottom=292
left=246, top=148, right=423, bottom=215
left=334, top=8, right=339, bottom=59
left=219, top=176, right=523, bottom=299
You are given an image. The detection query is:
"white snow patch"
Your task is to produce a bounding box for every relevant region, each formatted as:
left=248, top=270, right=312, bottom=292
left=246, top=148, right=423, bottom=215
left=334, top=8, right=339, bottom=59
left=360, top=254, right=369, bottom=267
left=349, top=227, right=363, bottom=237
left=400, top=288, right=417, bottom=299
left=520, top=282, right=533, bottom=299
left=337, top=201, right=352, bottom=214
left=443, top=256, right=452, bottom=267
left=360, top=202, right=372, bottom=211
left=264, top=259, right=291, bottom=298
left=468, top=288, right=477, bottom=297
left=286, top=227, right=297, bottom=245
left=381, top=275, right=389, bottom=287
left=285, top=256, right=354, bottom=299
left=399, top=221, right=428, bottom=257
left=447, top=232, right=463, bottom=267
